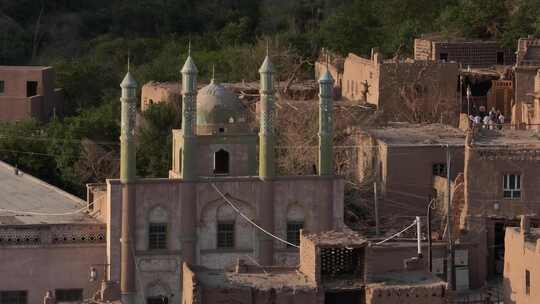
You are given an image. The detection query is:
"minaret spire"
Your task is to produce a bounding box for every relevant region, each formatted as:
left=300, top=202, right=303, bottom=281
left=318, top=56, right=334, bottom=176
left=211, top=64, right=215, bottom=83
left=258, top=42, right=275, bottom=178
left=180, top=42, right=198, bottom=181
left=119, top=64, right=137, bottom=304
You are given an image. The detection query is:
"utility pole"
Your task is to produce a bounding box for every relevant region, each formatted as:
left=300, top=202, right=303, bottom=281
left=427, top=197, right=434, bottom=272
left=446, top=145, right=455, bottom=290
left=374, top=182, right=380, bottom=236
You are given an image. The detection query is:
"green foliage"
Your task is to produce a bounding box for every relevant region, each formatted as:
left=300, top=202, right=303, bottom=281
left=137, top=103, right=181, bottom=177
left=4, top=0, right=540, bottom=198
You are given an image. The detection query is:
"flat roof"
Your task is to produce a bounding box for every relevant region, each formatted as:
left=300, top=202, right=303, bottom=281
left=303, top=229, right=367, bottom=247
left=0, top=66, right=52, bottom=71
left=369, top=271, right=446, bottom=287
left=0, top=160, right=99, bottom=225
left=195, top=267, right=316, bottom=291
left=473, top=129, right=540, bottom=147
left=361, top=123, right=465, bottom=146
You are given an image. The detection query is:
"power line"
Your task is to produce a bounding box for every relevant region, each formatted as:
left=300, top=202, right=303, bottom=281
left=210, top=183, right=300, bottom=249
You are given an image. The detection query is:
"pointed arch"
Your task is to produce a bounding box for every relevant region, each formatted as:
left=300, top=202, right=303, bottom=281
left=214, top=149, right=230, bottom=174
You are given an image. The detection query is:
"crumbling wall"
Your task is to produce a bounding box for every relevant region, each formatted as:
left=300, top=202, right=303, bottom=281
left=414, top=39, right=433, bottom=61
left=299, top=232, right=319, bottom=284
left=182, top=263, right=201, bottom=304
left=365, top=283, right=447, bottom=304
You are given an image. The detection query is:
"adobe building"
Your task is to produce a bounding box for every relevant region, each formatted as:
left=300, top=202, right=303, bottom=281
left=504, top=216, right=540, bottom=304
left=0, top=66, right=63, bottom=122
left=314, top=48, right=344, bottom=99
left=456, top=127, right=540, bottom=284
left=341, top=50, right=459, bottom=123
left=0, top=160, right=106, bottom=304
left=182, top=230, right=447, bottom=304
left=141, top=81, right=181, bottom=111
left=88, top=48, right=345, bottom=303
left=355, top=123, right=465, bottom=215
left=414, top=33, right=515, bottom=68
left=514, top=37, right=540, bottom=106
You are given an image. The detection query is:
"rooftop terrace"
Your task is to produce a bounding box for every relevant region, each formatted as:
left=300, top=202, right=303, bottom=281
left=361, top=123, right=465, bottom=146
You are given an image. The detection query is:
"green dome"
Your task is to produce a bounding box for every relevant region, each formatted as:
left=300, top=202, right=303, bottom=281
left=196, top=81, right=246, bottom=126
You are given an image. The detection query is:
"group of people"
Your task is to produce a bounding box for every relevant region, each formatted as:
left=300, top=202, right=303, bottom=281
left=469, top=106, right=505, bottom=129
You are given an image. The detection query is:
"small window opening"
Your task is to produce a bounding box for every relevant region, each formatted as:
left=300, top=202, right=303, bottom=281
left=214, top=149, right=229, bottom=175
left=217, top=222, right=235, bottom=248
left=503, top=174, right=521, bottom=199
left=433, top=163, right=447, bottom=177
left=26, top=81, right=38, bottom=97
left=439, top=53, right=448, bottom=62
left=148, top=223, right=167, bottom=250
left=287, top=222, right=303, bottom=247
left=0, top=80, right=4, bottom=94
left=497, top=52, right=504, bottom=65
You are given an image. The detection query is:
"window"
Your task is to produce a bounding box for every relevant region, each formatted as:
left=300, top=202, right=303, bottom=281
left=0, top=80, right=4, bottom=94
left=433, top=163, right=447, bottom=177
left=217, top=222, right=234, bottom=248
left=439, top=53, right=448, bottom=62
left=26, top=81, right=37, bottom=97
left=148, top=223, right=167, bottom=250
left=0, top=291, right=27, bottom=304
left=55, top=289, right=83, bottom=302
left=503, top=174, right=521, bottom=199
left=287, top=222, right=303, bottom=247
left=497, top=52, right=504, bottom=65
left=214, top=149, right=230, bottom=175
left=526, top=270, right=531, bottom=295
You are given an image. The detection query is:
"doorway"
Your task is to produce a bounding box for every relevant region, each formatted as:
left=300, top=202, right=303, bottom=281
left=147, top=296, right=168, bottom=304
left=325, top=290, right=364, bottom=304
left=496, top=52, right=504, bottom=65
left=213, top=149, right=230, bottom=175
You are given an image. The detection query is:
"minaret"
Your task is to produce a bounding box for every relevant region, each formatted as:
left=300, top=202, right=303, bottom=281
left=257, top=44, right=275, bottom=265
left=179, top=43, right=198, bottom=265
left=318, top=60, right=334, bottom=176
left=180, top=43, right=198, bottom=181
left=258, top=44, right=275, bottom=178
left=119, top=62, right=137, bottom=304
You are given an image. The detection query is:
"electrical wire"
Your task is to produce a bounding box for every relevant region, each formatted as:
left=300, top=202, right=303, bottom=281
left=374, top=219, right=417, bottom=245
left=210, top=183, right=300, bottom=249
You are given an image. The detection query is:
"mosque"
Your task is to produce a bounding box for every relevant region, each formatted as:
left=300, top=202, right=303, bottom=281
left=90, top=46, right=343, bottom=303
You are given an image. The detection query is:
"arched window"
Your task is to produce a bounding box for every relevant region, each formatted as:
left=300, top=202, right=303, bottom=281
left=148, top=206, right=168, bottom=250
left=216, top=203, right=236, bottom=248
left=214, top=149, right=230, bottom=175
left=286, top=203, right=305, bottom=247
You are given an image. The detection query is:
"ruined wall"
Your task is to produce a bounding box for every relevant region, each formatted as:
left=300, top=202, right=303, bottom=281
left=141, top=82, right=181, bottom=111
left=342, top=53, right=380, bottom=104
left=414, top=39, right=433, bottom=61
left=431, top=41, right=514, bottom=67
left=365, top=283, right=447, bottom=304
left=515, top=67, right=537, bottom=104
left=379, top=61, right=459, bottom=123
left=182, top=264, right=200, bottom=304
left=503, top=227, right=540, bottom=304
left=299, top=232, right=319, bottom=284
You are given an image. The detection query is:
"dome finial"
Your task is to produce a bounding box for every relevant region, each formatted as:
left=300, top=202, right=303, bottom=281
left=127, top=49, right=131, bottom=73
left=266, top=39, right=269, bottom=57
left=211, top=64, right=215, bottom=84
left=188, top=39, right=191, bottom=57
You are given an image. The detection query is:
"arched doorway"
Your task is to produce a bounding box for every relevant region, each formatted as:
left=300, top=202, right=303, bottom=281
left=214, top=149, right=229, bottom=175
